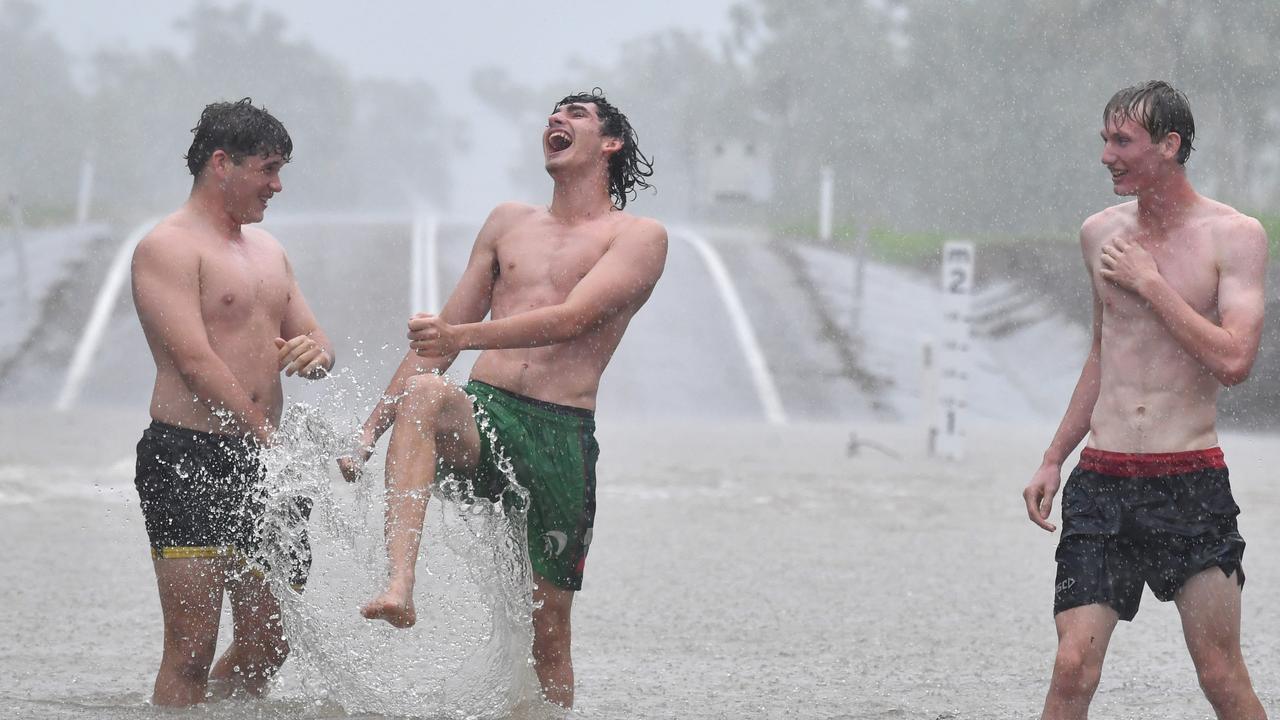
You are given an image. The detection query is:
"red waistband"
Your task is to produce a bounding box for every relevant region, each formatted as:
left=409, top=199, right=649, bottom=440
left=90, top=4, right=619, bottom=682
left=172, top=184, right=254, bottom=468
left=1078, top=446, right=1225, bottom=478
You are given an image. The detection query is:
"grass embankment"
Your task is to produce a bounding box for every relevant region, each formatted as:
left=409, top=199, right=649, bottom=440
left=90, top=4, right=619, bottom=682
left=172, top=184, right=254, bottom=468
left=774, top=219, right=1070, bottom=268
left=782, top=209, right=1280, bottom=268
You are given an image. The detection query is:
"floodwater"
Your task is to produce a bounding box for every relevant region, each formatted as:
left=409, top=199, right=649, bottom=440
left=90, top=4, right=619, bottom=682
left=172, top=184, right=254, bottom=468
left=2, top=407, right=1277, bottom=719
left=2, top=221, right=1276, bottom=718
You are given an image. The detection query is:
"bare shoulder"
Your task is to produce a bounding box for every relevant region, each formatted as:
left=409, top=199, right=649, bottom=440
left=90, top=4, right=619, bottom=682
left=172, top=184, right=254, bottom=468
left=474, top=201, right=541, bottom=249
left=242, top=224, right=290, bottom=265
left=133, top=213, right=199, bottom=269
left=612, top=212, right=668, bottom=249
left=242, top=223, right=285, bottom=247
left=1080, top=201, right=1133, bottom=248
left=487, top=201, right=541, bottom=229
left=1203, top=200, right=1266, bottom=249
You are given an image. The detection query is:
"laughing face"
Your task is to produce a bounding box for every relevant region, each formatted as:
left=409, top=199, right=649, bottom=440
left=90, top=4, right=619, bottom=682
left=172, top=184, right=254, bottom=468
left=220, top=151, right=285, bottom=224
left=543, top=101, right=619, bottom=174
left=1100, top=114, right=1177, bottom=197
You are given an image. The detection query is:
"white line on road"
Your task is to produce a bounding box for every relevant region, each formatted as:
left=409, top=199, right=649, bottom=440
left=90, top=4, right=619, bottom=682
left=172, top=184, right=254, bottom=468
left=674, top=227, right=788, bottom=426
left=56, top=217, right=159, bottom=411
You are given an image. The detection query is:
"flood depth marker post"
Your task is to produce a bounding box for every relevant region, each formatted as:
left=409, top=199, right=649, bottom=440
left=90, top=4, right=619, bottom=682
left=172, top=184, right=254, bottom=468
left=931, top=240, right=974, bottom=461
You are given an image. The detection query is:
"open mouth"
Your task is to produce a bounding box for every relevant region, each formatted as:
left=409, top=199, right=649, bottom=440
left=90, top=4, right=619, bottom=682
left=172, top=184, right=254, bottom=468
left=547, top=130, right=573, bottom=153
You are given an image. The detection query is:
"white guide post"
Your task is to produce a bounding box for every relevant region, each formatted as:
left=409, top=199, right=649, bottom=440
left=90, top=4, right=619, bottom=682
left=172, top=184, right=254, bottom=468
left=818, top=166, right=834, bottom=242
left=410, top=213, right=441, bottom=314
left=933, top=240, right=975, bottom=461
left=75, top=153, right=95, bottom=225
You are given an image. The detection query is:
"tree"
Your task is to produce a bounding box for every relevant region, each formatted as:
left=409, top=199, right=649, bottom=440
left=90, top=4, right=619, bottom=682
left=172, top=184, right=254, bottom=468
left=0, top=0, right=86, bottom=221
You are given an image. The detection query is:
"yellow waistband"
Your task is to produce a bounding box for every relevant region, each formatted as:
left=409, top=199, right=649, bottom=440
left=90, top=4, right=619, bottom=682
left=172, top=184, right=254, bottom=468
left=151, top=545, right=237, bottom=560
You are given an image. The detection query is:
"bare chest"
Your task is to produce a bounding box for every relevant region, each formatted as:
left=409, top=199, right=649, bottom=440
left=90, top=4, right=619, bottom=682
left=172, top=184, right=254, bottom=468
left=1097, top=236, right=1219, bottom=322
left=198, top=246, right=290, bottom=327
left=492, top=227, right=610, bottom=303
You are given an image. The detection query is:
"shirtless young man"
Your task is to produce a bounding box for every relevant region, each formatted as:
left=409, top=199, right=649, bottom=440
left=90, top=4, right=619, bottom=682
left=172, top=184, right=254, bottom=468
left=1022, top=81, right=1269, bottom=719
left=339, top=90, right=666, bottom=708
left=130, top=98, right=334, bottom=706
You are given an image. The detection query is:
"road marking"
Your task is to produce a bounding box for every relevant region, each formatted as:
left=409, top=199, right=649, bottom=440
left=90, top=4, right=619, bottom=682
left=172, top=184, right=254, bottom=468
left=674, top=227, right=787, bottom=426
left=56, top=217, right=159, bottom=411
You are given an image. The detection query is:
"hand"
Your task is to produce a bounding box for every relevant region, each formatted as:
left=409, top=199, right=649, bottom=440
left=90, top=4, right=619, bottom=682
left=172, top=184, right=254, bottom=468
left=337, top=429, right=375, bottom=483
left=408, top=313, right=461, bottom=358
left=1098, top=236, right=1160, bottom=294
left=275, top=335, right=330, bottom=378
left=1023, top=462, right=1062, bottom=532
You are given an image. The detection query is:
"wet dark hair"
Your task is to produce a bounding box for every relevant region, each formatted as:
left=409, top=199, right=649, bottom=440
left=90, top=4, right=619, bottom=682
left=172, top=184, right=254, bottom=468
left=185, top=97, right=293, bottom=176
left=1103, top=81, right=1195, bottom=165
left=554, top=88, right=654, bottom=210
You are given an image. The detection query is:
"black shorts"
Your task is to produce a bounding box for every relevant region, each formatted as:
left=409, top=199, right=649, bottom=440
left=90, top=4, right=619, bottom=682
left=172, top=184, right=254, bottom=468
left=1053, top=447, right=1245, bottom=621
left=134, top=421, right=311, bottom=588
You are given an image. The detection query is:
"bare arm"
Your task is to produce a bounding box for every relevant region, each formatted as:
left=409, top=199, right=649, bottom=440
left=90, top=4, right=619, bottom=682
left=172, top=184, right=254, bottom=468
left=132, top=233, right=274, bottom=442
left=410, top=219, right=668, bottom=356
left=1101, top=216, right=1268, bottom=386
left=278, top=253, right=336, bottom=378
left=342, top=206, right=507, bottom=474
left=1023, top=229, right=1103, bottom=532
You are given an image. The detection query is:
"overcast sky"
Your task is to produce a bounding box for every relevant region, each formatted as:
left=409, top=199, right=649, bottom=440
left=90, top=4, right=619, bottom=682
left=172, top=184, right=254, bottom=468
left=37, top=0, right=741, bottom=216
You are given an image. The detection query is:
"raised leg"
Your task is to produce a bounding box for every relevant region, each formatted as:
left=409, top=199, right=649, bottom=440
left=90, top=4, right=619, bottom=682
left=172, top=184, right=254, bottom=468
left=362, top=374, right=480, bottom=627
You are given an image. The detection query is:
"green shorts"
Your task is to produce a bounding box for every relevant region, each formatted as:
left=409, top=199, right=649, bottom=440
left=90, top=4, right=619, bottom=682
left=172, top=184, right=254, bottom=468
left=445, top=380, right=599, bottom=591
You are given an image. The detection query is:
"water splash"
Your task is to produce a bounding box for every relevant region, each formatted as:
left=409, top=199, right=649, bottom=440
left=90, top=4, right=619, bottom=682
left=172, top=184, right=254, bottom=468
left=249, top=373, right=549, bottom=718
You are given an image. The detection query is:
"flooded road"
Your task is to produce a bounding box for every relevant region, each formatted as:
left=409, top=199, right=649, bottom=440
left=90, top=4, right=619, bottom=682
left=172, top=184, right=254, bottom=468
left=2, top=409, right=1277, bottom=719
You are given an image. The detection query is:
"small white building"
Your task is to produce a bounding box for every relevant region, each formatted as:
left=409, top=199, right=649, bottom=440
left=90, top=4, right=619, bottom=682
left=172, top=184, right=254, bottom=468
left=696, top=137, right=772, bottom=206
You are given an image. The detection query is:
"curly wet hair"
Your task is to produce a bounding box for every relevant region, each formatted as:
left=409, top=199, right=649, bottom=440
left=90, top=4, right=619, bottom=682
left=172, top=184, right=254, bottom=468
left=554, top=89, right=654, bottom=210
left=185, top=97, right=293, bottom=176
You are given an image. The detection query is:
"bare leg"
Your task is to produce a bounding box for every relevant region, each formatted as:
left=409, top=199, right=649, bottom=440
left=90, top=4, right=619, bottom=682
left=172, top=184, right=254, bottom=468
left=531, top=574, right=576, bottom=708
left=150, top=557, right=229, bottom=707
left=362, top=374, right=480, bottom=627
left=209, top=567, right=289, bottom=698
left=1041, top=603, right=1119, bottom=720
left=1175, top=568, right=1267, bottom=720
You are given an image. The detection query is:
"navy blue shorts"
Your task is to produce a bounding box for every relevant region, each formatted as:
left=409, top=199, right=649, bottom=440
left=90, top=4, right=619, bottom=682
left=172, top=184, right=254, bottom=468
left=1053, top=447, right=1245, bottom=622
left=134, top=421, right=311, bottom=588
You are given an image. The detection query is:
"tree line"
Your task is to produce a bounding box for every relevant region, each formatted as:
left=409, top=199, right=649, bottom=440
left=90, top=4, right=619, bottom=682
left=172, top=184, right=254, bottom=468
left=0, top=1, right=458, bottom=225
left=477, top=0, right=1280, bottom=237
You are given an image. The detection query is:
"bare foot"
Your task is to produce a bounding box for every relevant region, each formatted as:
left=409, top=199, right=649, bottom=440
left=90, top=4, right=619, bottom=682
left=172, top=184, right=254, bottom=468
left=361, top=588, right=416, bottom=628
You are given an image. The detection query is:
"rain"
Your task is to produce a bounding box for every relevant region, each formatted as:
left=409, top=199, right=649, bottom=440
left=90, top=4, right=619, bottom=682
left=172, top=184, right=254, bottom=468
left=1, top=1, right=1278, bottom=718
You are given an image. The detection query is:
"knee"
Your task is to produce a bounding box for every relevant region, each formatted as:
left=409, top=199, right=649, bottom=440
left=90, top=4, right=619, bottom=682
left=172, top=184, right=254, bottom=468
left=401, top=374, right=451, bottom=415
left=1050, top=645, right=1103, bottom=700
left=1195, top=652, right=1249, bottom=704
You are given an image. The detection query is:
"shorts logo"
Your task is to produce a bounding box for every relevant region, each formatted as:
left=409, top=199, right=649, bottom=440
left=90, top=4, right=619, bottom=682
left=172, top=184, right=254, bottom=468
left=542, top=531, right=569, bottom=557
left=1056, top=578, right=1076, bottom=594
